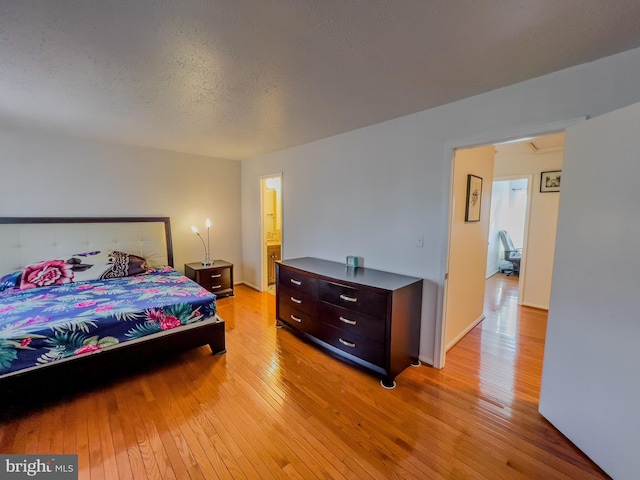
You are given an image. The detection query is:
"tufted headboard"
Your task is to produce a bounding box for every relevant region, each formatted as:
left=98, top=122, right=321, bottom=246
left=0, top=217, right=173, bottom=276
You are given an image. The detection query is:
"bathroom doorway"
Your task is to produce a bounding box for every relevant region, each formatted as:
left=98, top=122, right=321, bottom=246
left=260, top=174, right=282, bottom=293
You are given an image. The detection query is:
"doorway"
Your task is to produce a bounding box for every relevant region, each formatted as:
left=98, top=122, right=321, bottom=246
left=438, top=129, right=567, bottom=367
left=483, top=176, right=529, bottom=338
left=486, top=176, right=529, bottom=299
left=260, top=174, right=282, bottom=293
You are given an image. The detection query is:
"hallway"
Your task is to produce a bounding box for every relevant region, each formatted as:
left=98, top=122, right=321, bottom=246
left=446, top=272, right=549, bottom=407
left=482, top=273, right=544, bottom=338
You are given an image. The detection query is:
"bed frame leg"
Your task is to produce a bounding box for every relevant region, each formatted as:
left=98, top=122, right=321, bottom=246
left=210, top=344, right=227, bottom=355
left=207, top=317, right=226, bottom=354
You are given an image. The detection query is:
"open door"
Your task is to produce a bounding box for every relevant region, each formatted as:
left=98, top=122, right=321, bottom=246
left=539, top=101, right=640, bottom=479
left=442, top=145, right=495, bottom=351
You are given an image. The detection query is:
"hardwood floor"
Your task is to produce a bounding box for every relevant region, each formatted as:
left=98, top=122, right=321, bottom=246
left=0, top=278, right=611, bottom=479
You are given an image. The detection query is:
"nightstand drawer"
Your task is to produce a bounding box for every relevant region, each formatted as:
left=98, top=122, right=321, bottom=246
left=318, top=281, right=388, bottom=318
left=319, top=301, right=386, bottom=343
left=198, top=268, right=231, bottom=292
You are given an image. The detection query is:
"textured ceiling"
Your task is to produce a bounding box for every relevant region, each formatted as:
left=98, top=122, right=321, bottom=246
left=1, top=1, right=640, bottom=160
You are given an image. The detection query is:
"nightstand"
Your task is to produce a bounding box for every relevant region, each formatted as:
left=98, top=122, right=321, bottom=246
left=185, top=260, right=234, bottom=298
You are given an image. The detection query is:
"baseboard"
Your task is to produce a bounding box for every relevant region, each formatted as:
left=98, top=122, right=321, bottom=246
left=445, top=314, right=485, bottom=352
left=486, top=269, right=499, bottom=279
left=240, top=281, right=261, bottom=291
left=521, top=301, right=549, bottom=311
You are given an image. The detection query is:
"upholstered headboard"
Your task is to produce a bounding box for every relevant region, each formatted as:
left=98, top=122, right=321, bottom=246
left=0, top=217, right=173, bottom=276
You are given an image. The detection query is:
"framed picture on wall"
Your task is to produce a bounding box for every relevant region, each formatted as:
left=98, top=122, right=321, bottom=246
left=540, top=170, right=562, bottom=192
left=465, top=174, right=483, bottom=222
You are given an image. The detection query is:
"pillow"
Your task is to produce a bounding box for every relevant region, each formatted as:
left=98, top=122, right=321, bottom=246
left=19, top=250, right=149, bottom=290
left=100, top=250, right=148, bottom=279
left=20, top=259, right=74, bottom=289
left=0, top=271, right=21, bottom=293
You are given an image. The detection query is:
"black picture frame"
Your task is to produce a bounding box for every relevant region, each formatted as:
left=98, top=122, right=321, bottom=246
left=540, top=170, right=561, bottom=193
left=465, top=174, right=483, bottom=222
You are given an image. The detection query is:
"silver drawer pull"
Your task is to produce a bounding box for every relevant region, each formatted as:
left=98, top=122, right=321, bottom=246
left=211, top=285, right=222, bottom=289
left=290, top=314, right=302, bottom=323
left=339, top=316, right=356, bottom=326
left=290, top=279, right=302, bottom=286
left=339, top=294, right=357, bottom=303
left=210, top=273, right=222, bottom=278
left=339, top=338, right=356, bottom=348
left=290, top=296, right=302, bottom=304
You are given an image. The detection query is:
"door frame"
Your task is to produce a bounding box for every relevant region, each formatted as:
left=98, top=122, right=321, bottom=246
left=434, top=117, right=586, bottom=369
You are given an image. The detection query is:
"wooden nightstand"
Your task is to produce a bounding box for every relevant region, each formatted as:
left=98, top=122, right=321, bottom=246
left=185, top=260, right=234, bottom=298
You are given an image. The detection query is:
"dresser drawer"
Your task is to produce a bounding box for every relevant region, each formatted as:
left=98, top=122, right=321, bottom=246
left=277, top=265, right=316, bottom=295
left=319, top=323, right=385, bottom=367
left=319, top=301, right=386, bottom=343
left=278, top=301, right=318, bottom=337
left=318, top=281, right=388, bottom=318
left=278, top=285, right=317, bottom=315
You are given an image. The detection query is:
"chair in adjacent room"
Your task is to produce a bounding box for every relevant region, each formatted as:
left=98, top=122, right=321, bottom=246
left=498, top=230, right=522, bottom=276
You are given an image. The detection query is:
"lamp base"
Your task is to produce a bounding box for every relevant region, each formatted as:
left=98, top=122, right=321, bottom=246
left=202, top=261, right=212, bottom=267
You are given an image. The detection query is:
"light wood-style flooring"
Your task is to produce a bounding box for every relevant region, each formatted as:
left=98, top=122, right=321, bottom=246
left=0, top=275, right=611, bottom=479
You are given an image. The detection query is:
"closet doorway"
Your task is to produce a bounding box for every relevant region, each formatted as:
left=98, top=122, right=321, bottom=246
left=260, top=174, right=282, bottom=293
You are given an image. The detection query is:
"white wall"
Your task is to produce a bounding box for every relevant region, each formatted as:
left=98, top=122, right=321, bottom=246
left=494, top=144, right=564, bottom=309
left=0, top=127, right=242, bottom=274
left=241, top=47, right=640, bottom=366
left=539, top=101, right=640, bottom=480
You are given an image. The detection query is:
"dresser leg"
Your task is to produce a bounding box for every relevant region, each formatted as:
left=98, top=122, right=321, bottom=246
left=380, top=379, right=396, bottom=389
left=275, top=321, right=283, bottom=329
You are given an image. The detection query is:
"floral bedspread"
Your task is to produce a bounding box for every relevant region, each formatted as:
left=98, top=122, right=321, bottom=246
left=0, top=267, right=216, bottom=377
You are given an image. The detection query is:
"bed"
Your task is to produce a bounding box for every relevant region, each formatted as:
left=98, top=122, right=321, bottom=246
left=0, top=217, right=226, bottom=398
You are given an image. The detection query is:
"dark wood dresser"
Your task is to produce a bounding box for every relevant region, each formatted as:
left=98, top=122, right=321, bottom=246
left=276, top=257, right=423, bottom=388
left=185, top=260, right=234, bottom=298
